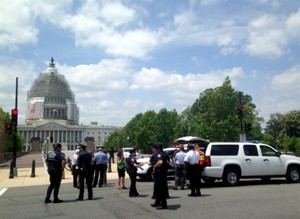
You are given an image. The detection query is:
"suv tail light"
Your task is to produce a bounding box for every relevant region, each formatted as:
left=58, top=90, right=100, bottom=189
left=205, top=156, right=211, bottom=167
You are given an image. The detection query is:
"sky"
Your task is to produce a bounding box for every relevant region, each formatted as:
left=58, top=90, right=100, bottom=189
left=0, top=0, right=300, bottom=127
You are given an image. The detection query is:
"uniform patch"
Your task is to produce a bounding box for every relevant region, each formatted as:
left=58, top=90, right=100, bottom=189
left=158, top=154, right=161, bottom=158
left=131, top=158, right=134, bottom=161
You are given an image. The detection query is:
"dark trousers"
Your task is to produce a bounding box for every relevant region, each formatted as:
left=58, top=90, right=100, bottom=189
left=72, top=165, right=77, bottom=188
left=129, top=172, right=138, bottom=196
left=175, top=165, right=185, bottom=188
left=93, top=164, right=106, bottom=187
left=153, top=171, right=167, bottom=207
left=188, top=164, right=201, bottom=195
left=46, top=171, right=62, bottom=200
left=79, top=169, right=93, bottom=199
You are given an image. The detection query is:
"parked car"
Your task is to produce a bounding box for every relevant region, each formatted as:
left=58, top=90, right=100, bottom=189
left=122, top=147, right=138, bottom=159
left=137, top=148, right=176, bottom=180
left=202, top=142, right=300, bottom=186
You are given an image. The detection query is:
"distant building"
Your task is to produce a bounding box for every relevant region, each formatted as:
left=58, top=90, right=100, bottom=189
left=18, top=58, right=121, bottom=152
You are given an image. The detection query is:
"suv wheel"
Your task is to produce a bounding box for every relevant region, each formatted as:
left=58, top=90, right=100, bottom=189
left=286, top=166, right=300, bottom=183
left=223, top=168, right=240, bottom=186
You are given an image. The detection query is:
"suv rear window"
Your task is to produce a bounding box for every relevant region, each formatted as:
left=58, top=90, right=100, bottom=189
left=211, top=144, right=239, bottom=156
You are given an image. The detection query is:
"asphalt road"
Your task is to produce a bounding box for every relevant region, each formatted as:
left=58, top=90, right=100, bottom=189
left=0, top=178, right=300, bottom=219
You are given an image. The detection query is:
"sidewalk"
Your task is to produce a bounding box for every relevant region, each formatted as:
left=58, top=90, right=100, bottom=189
left=0, top=153, right=119, bottom=188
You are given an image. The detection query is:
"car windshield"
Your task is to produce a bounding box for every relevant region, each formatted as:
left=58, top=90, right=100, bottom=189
left=123, top=148, right=132, bottom=152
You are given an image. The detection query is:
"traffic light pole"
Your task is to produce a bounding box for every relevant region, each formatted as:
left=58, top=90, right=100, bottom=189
left=13, top=77, right=18, bottom=176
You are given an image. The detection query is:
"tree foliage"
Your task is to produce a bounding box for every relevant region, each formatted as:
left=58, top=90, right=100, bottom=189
left=104, top=108, right=185, bottom=150
left=181, top=77, right=263, bottom=141
left=0, top=107, right=24, bottom=152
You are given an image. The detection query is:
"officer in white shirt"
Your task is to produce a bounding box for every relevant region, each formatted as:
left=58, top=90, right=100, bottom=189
left=184, top=143, right=201, bottom=197
left=71, top=149, right=80, bottom=188
left=173, top=145, right=186, bottom=190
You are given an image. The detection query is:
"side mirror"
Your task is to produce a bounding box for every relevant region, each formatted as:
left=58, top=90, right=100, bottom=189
left=276, top=151, right=281, bottom=157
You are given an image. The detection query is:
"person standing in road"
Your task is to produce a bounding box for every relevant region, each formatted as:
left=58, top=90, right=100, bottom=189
left=71, top=148, right=80, bottom=188
left=117, top=149, right=127, bottom=190
left=93, top=147, right=108, bottom=187
left=184, top=143, right=201, bottom=197
left=76, top=144, right=93, bottom=201
left=173, top=144, right=186, bottom=190
left=126, top=149, right=143, bottom=197
left=45, top=143, right=66, bottom=204
left=151, top=143, right=168, bottom=210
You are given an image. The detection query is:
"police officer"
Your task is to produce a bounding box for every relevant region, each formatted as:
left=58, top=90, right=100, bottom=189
left=45, top=143, right=66, bottom=204
left=151, top=143, right=168, bottom=210
left=184, top=143, right=201, bottom=197
left=76, top=144, right=93, bottom=201
left=126, top=149, right=142, bottom=197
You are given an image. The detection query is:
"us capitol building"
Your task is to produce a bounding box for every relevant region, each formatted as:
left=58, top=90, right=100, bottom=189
left=18, top=58, right=121, bottom=152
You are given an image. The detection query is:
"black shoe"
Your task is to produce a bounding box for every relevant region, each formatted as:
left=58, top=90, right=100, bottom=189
left=76, top=198, right=84, bottom=201
left=44, top=198, right=52, bottom=204
left=172, top=187, right=177, bottom=190
left=188, top=194, right=196, bottom=197
left=53, top=199, right=63, bottom=203
left=156, top=206, right=168, bottom=210
left=151, top=203, right=160, bottom=207
left=122, top=187, right=128, bottom=189
left=181, top=187, right=184, bottom=190
left=196, top=193, right=202, bottom=196
left=87, top=198, right=93, bottom=200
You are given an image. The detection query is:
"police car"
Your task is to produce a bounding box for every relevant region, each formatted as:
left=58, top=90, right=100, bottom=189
left=136, top=148, right=176, bottom=180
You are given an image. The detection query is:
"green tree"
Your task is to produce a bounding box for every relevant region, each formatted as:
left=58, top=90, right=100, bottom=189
left=278, top=110, right=300, bottom=154
left=0, top=107, right=24, bottom=152
left=182, top=77, right=263, bottom=141
left=263, top=113, right=282, bottom=148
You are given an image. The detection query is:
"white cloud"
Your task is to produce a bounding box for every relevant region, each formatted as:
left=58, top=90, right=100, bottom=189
left=286, top=8, right=300, bottom=42
left=260, top=65, right=300, bottom=119
left=0, top=1, right=39, bottom=50
left=245, top=15, right=287, bottom=58
left=271, top=65, right=300, bottom=96
left=58, top=58, right=132, bottom=99
left=100, top=1, right=136, bottom=27
left=199, top=0, right=222, bottom=6
left=0, top=58, right=36, bottom=122
left=131, top=67, right=245, bottom=108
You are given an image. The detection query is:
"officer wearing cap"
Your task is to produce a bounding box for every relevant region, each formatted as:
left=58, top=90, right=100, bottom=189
left=45, top=143, right=66, bottom=204
left=184, top=143, right=201, bottom=197
left=126, top=149, right=143, bottom=197
left=76, top=144, right=93, bottom=201
left=150, top=143, right=168, bottom=210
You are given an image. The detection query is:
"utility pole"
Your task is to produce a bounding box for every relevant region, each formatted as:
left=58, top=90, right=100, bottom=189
left=13, top=77, right=18, bottom=176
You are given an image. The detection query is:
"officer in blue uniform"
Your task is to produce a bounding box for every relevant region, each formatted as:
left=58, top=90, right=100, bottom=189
left=126, top=149, right=142, bottom=197
left=45, top=143, right=65, bottom=204
left=150, top=143, right=168, bottom=210
left=76, top=143, right=93, bottom=201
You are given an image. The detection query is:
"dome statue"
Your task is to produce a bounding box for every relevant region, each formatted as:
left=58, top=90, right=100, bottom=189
left=26, top=58, right=79, bottom=125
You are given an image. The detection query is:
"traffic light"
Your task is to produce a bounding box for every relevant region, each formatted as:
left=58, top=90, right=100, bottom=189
left=5, top=123, right=12, bottom=135
left=238, top=105, right=243, bottom=118
left=11, top=108, right=18, bottom=126
left=245, top=123, right=252, bottom=132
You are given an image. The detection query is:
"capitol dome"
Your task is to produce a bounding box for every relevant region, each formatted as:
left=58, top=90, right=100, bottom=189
left=26, top=58, right=79, bottom=125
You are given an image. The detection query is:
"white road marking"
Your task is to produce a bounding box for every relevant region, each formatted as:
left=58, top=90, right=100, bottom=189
left=0, top=188, right=8, bottom=197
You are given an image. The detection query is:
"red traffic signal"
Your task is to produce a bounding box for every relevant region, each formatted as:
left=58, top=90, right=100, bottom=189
left=12, top=109, right=18, bottom=115
left=5, top=123, right=12, bottom=135
left=238, top=105, right=243, bottom=118
left=11, top=108, right=18, bottom=126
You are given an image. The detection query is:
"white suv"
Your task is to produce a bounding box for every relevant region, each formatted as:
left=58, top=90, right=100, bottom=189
left=202, top=142, right=300, bottom=186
